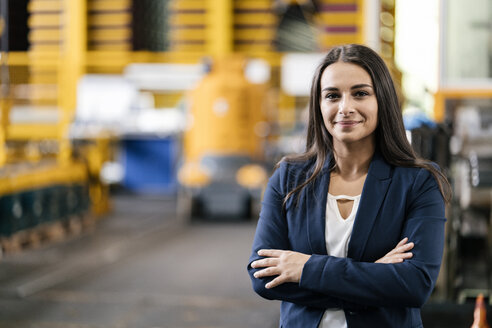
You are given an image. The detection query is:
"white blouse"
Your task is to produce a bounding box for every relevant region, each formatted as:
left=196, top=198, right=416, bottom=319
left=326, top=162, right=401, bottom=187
left=318, top=193, right=361, bottom=328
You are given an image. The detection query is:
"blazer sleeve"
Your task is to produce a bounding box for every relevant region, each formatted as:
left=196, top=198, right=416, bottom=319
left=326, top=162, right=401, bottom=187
left=247, top=162, right=348, bottom=310
left=299, top=168, right=446, bottom=308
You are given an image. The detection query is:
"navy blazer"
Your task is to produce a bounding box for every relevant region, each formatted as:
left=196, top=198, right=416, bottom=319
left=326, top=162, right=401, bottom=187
left=247, top=152, right=446, bottom=328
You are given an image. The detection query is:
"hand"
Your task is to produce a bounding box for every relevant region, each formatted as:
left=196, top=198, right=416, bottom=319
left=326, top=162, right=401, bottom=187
left=375, top=237, right=414, bottom=264
left=251, top=249, right=311, bottom=289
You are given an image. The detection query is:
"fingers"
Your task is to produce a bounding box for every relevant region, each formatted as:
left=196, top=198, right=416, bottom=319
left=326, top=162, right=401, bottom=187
left=383, top=251, right=412, bottom=263
left=251, top=249, right=309, bottom=289
left=377, top=250, right=414, bottom=263
left=251, top=249, right=285, bottom=284
left=251, top=257, right=279, bottom=269
left=399, top=252, right=413, bottom=259
left=396, top=237, right=409, bottom=247
left=385, top=240, right=414, bottom=257
left=266, top=276, right=284, bottom=289
left=375, top=239, right=415, bottom=264
left=251, top=250, right=285, bottom=287
left=257, top=249, right=283, bottom=257
left=251, top=249, right=286, bottom=269
left=254, top=266, right=281, bottom=279
left=392, top=242, right=414, bottom=255
left=397, top=241, right=414, bottom=253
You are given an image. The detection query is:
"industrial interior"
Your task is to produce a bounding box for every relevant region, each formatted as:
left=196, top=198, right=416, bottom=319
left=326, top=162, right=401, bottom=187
left=0, top=0, right=491, bottom=327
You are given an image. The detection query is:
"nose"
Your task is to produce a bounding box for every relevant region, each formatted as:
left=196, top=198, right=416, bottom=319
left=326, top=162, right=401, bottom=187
left=338, top=96, right=355, bottom=116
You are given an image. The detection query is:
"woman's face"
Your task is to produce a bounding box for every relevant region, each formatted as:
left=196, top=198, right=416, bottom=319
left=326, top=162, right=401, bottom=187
left=319, top=61, right=378, bottom=148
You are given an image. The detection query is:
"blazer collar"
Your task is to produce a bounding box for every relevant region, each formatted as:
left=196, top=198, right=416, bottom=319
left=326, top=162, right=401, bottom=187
left=306, top=151, right=392, bottom=259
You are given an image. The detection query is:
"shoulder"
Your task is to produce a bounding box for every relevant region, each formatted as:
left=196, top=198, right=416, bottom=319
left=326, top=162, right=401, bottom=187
left=268, top=157, right=315, bottom=194
left=277, top=157, right=317, bottom=182
left=392, top=163, right=438, bottom=180
left=372, top=151, right=440, bottom=184
left=392, top=163, right=440, bottom=195
left=277, top=157, right=314, bottom=175
left=393, top=165, right=424, bottom=179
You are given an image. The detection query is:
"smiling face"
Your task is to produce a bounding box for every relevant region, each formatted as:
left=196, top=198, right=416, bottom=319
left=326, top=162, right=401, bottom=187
left=319, top=61, right=378, bottom=150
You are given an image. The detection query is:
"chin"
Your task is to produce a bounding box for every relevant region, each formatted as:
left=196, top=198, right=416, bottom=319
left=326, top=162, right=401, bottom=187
left=334, top=133, right=375, bottom=145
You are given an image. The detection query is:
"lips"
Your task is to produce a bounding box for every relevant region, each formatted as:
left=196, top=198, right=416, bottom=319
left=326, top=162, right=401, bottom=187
left=335, top=120, right=361, bottom=127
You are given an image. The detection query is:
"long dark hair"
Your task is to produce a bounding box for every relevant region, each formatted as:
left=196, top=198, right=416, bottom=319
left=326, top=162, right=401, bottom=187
left=281, top=44, right=451, bottom=204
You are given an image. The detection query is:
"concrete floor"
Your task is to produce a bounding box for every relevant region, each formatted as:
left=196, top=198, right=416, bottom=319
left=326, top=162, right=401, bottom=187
left=0, top=194, right=279, bottom=328
left=0, top=194, right=489, bottom=328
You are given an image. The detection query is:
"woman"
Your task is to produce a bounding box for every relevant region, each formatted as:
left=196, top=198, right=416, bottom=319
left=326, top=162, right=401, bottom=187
left=247, top=44, right=450, bottom=328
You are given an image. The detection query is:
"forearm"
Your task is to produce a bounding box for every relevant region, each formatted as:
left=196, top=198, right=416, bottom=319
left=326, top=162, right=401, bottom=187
left=300, top=253, right=441, bottom=308
left=248, top=262, right=366, bottom=310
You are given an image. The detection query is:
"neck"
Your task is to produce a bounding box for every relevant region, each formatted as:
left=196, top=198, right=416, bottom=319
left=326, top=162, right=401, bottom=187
left=332, top=138, right=375, bottom=178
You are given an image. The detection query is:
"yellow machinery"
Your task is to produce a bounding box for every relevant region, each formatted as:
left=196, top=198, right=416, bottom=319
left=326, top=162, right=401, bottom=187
left=184, top=56, right=268, bottom=163
left=177, top=54, right=270, bottom=218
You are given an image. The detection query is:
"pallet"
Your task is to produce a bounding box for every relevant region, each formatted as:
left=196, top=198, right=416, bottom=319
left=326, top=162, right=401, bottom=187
left=0, top=214, right=95, bottom=257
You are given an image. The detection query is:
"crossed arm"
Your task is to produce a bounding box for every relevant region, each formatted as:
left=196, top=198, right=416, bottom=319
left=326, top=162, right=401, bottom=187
left=247, top=196, right=418, bottom=310
left=251, top=237, right=414, bottom=289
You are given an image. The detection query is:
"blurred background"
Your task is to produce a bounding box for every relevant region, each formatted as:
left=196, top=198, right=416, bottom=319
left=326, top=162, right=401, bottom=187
left=0, top=0, right=491, bottom=327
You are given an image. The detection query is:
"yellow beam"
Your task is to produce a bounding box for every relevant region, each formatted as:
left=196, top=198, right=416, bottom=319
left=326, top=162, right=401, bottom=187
left=58, top=0, right=87, bottom=164
left=234, top=13, right=276, bottom=25
left=28, top=0, right=63, bottom=12
left=13, top=51, right=60, bottom=67
left=8, top=49, right=281, bottom=69
left=88, top=0, right=131, bottom=11
left=28, top=13, right=62, bottom=27
left=319, top=34, right=364, bottom=48
left=8, top=49, right=281, bottom=72
left=170, top=0, right=207, bottom=10
left=207, top=0, right=233, bottom=55
left=88, top=12, right=132, bottom=26
left=235, top=45, right=274, bottom=53
left=7, top=124, right=60, bottom=140
left=0, top=98, right=10, bottom=166
left=433, top=88, right=492, bottom=122
left=89, top=28, right=131, bottom=42
left=235, top=0, right=272, bottom=9
left=86, top=51, right=205, bottom=66
left=169, top=29, right=206, bottom=41
left=87, top=50, right=281, bottom=68
left=0, top=160, right=88, bottom=196
left=0, top=16, right=10, bottom=165
left=29, top=29, right=62, bottom=42
left=318, top=0, right=356, bottom=3
left=318, top=12, right=359, bottom=24
left=170, top=14, right=206, bottom=25
left=5, top=52, right=30, bottom=66
left=234, top=29, right=275, bottom=40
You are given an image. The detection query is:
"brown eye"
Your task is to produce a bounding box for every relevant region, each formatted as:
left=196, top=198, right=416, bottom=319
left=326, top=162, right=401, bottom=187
left=354, top=91, right=369, bottom=97
left=325, top=93, right=340, bottom=100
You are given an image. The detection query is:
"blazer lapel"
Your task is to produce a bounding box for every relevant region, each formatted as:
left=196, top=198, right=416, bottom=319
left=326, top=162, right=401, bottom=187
left=347, top=152, right=392, bottom=261
left=305, top=154, right=336, bottom=255
left=306, top=168, right=330, bottom=255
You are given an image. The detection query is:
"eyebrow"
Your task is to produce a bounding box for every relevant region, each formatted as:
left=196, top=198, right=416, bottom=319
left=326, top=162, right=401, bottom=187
left=322, top=84, right=373, bottom=92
